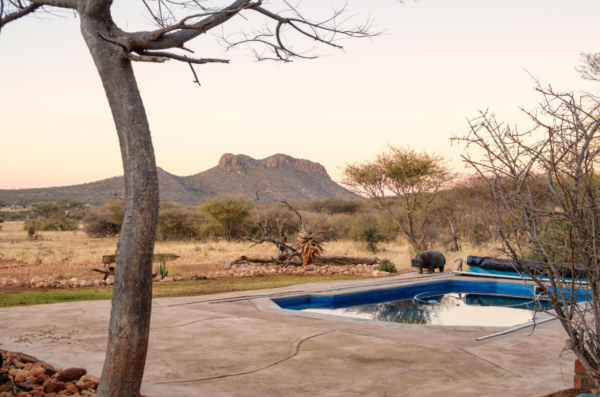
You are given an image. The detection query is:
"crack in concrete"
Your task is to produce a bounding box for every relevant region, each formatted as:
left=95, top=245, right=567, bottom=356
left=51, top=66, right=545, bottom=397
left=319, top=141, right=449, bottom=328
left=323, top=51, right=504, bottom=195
left=248, top=299, right=260, bottom=312
left=150, top=316, right=231, bottom=330
left=149, top=330, right=334, bottom=385
left=460, top=349, right=522, bottom=377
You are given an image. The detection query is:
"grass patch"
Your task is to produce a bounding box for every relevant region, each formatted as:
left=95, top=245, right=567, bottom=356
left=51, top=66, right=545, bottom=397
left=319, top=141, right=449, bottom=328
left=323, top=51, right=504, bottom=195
left=0, top=275, right=362, bottom=308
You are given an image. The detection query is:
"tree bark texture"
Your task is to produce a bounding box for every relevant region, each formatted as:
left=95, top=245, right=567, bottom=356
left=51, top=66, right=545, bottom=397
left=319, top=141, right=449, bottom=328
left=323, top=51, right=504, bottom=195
left=80, top=9, right=159, bottom=397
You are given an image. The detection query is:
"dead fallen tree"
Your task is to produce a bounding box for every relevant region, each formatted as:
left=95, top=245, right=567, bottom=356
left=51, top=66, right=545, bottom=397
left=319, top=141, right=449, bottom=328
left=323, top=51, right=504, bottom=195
left=241, top=197, right=379, bottom=267
left=232, top=254, right=378, bottom=267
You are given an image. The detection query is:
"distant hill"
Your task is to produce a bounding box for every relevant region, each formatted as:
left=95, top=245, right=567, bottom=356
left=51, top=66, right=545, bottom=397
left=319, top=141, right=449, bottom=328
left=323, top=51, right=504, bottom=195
left=0, top=154, right=356, bottom=206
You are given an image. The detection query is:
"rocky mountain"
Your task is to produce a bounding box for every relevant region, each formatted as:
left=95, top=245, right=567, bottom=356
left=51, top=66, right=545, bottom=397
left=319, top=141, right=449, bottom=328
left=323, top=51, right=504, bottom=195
left=0, top=154, right=356, bottom=205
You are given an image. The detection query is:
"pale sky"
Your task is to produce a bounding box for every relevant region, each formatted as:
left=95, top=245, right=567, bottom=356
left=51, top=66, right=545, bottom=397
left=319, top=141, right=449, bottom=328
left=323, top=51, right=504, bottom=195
left=1, top=0, right=599, bottom=189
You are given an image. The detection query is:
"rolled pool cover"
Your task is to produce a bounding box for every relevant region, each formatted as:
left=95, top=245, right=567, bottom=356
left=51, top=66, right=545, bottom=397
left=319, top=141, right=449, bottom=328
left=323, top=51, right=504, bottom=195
left=466, top=255, right=584, bottom=279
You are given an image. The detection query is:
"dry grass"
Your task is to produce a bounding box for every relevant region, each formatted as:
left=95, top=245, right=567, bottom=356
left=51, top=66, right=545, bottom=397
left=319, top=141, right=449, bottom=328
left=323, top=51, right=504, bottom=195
left=0, top=221, right=498, bottom=283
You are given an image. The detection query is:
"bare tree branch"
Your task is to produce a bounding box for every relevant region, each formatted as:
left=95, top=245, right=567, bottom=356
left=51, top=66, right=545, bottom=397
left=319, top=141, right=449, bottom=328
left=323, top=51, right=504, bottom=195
left=0, top=2, right=39, bottom=31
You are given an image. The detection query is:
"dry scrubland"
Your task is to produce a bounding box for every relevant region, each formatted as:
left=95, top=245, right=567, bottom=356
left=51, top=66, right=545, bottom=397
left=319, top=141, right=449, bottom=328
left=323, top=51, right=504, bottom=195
left=0, top=221, right=496, bottom=285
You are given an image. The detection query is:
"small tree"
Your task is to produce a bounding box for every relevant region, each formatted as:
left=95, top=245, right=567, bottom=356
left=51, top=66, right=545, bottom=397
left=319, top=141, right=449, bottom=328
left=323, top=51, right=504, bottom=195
left=200, top=195, right=253, bottom=241
left=26, top=221, right=38, bottom=239
left=55, top=199, right=85, bottom=231
left=342, top=145, right=455, bottom=252
left=358, top=227, right=385, bottom=253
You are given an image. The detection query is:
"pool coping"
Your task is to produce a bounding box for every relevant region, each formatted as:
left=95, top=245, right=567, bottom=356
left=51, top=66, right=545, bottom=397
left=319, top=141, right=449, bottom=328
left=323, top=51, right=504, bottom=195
left=250, top=274, right=557, bottom=333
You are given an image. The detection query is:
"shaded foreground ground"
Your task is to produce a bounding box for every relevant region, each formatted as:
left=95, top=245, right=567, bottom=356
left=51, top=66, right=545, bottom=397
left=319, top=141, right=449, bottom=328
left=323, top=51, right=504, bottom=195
left=0, top=275, right=360, bottom=308
left=0, top=273, right=575, bottom=397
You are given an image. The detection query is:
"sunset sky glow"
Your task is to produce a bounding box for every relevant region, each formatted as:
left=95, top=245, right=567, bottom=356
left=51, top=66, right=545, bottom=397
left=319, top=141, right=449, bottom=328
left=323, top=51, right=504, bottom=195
left=1, top=0, right=599, bottom=189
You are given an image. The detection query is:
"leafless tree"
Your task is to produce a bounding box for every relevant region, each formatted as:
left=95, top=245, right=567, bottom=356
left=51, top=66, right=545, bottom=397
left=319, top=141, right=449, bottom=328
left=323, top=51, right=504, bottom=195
left=578, top=52, right=600, bottom=84
left=1, top=1, right=378, bottom=395
left=452, top=75, right=600, bottom=385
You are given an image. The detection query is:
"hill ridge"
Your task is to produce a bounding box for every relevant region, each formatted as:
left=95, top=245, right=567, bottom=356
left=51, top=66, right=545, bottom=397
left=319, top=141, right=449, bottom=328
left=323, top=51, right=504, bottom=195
left=0, top=153, right=355, bottom=205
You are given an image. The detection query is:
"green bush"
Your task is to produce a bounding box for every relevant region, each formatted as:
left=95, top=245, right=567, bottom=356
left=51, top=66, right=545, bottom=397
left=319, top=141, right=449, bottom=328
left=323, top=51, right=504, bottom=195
left=357, top=227, right=385, bottom=253
left=378, top=259, right=397, bottom=273
left=158, top=202, right=219, bottom=241
left=24, top=219, right=39, bottom=239
left=200, top=195, right=253, bottom=241
left=83, top=200, right=124, bottom=237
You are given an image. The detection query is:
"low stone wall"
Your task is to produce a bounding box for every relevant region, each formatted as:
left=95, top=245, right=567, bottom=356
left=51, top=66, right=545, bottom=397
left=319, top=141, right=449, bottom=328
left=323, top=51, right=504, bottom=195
left=0, top=261, right=395, bottom=290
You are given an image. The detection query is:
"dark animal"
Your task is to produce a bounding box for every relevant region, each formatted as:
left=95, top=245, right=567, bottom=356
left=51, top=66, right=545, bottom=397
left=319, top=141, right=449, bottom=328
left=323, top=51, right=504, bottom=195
left=411, top=250, right=446, bottom=274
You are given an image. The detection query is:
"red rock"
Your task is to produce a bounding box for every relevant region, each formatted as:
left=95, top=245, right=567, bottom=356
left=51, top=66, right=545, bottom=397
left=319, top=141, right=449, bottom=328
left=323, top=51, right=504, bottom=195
left=32, top=393, right=45, bottom=397
left=65, top=382, right=79, bottom=394
left=75, top=375, right=99, bottom=389
left=35, top=375, right=49, bottom=385
left=29, top=367, right=44, bottom=378
left=57, top=368, right=86, bottom=383
left=44, top=381, right=65, bottom=393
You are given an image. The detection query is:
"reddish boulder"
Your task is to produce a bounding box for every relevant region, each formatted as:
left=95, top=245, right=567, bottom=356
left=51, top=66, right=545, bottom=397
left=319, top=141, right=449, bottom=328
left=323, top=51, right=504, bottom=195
left=43, top=367, right=56, bottom=377
left=44, top=381, right=65, bottom=393
left=35, top=375, right=49, bottom=385
left=57, top=368, right=86, bottom=383
left=65, top=382, right=79, bottom=393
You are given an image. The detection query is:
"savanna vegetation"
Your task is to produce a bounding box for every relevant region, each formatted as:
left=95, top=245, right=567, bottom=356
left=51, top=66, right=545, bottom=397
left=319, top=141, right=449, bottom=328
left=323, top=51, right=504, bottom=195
left=71, top=176, right=498, bottom=256
left=5, top=158, right=500, bottom=257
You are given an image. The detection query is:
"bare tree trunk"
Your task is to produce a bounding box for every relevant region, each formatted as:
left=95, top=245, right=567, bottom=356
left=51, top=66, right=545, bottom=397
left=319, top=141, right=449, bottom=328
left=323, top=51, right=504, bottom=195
left=80, top=12, right=159, bottom=397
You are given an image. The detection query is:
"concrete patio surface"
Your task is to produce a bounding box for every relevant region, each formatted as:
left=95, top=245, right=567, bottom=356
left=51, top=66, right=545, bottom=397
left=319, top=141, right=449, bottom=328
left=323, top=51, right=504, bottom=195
left=0, top=273, right=574, bottom=396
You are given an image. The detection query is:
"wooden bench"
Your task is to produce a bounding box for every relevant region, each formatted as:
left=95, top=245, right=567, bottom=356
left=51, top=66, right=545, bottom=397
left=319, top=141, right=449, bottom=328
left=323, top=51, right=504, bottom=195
left=92, top=253, right=180, bottom=280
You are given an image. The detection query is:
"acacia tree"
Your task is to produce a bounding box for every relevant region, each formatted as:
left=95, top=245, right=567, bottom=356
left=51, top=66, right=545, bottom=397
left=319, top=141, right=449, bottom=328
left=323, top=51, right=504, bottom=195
left=342, top=145, right=455, bottom=252
left=200, top=195, right=253, bottom=241
left=0, top=1, right=377, bottom=395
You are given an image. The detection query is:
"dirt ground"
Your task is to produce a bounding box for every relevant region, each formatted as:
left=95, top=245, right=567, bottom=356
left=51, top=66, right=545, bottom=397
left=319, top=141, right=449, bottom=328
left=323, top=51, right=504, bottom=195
left=0, top=221, right=495, bottom=285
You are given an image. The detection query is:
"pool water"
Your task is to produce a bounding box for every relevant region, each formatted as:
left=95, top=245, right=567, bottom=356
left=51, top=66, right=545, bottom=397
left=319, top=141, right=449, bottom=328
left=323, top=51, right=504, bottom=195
left=301, top=292, right=552, bottom=327
left=274, top=280, right=555, bottom=327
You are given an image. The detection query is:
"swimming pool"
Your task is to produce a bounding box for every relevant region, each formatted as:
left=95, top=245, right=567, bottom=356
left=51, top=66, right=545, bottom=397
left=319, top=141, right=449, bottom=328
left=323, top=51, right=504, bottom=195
left=274, top=280, right=555, bottom=327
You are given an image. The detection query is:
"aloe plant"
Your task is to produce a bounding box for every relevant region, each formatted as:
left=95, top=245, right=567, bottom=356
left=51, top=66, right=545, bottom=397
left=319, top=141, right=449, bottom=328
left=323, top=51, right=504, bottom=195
left=158, top=257, right=169, bottom=278
left=296, top=224, right=326, bottom=266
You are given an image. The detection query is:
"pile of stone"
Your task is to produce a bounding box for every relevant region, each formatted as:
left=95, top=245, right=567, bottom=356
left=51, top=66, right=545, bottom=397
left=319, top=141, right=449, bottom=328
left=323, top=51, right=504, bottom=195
left=1, top=261, right=396, bottom=291
left=0, top=278, right=20, bottom=288
left=0, top=350, right=99, bottom=397
left=25, top=278, right=112, bottom=290
left=207, top=263, right=392, bottom=278
left=0, top=278, right=113, bottom=290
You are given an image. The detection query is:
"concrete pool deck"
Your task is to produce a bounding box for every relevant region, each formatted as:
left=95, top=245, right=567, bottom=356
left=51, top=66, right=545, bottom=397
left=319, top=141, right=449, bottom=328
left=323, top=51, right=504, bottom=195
left=0, top=273, right=574, bottom=396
